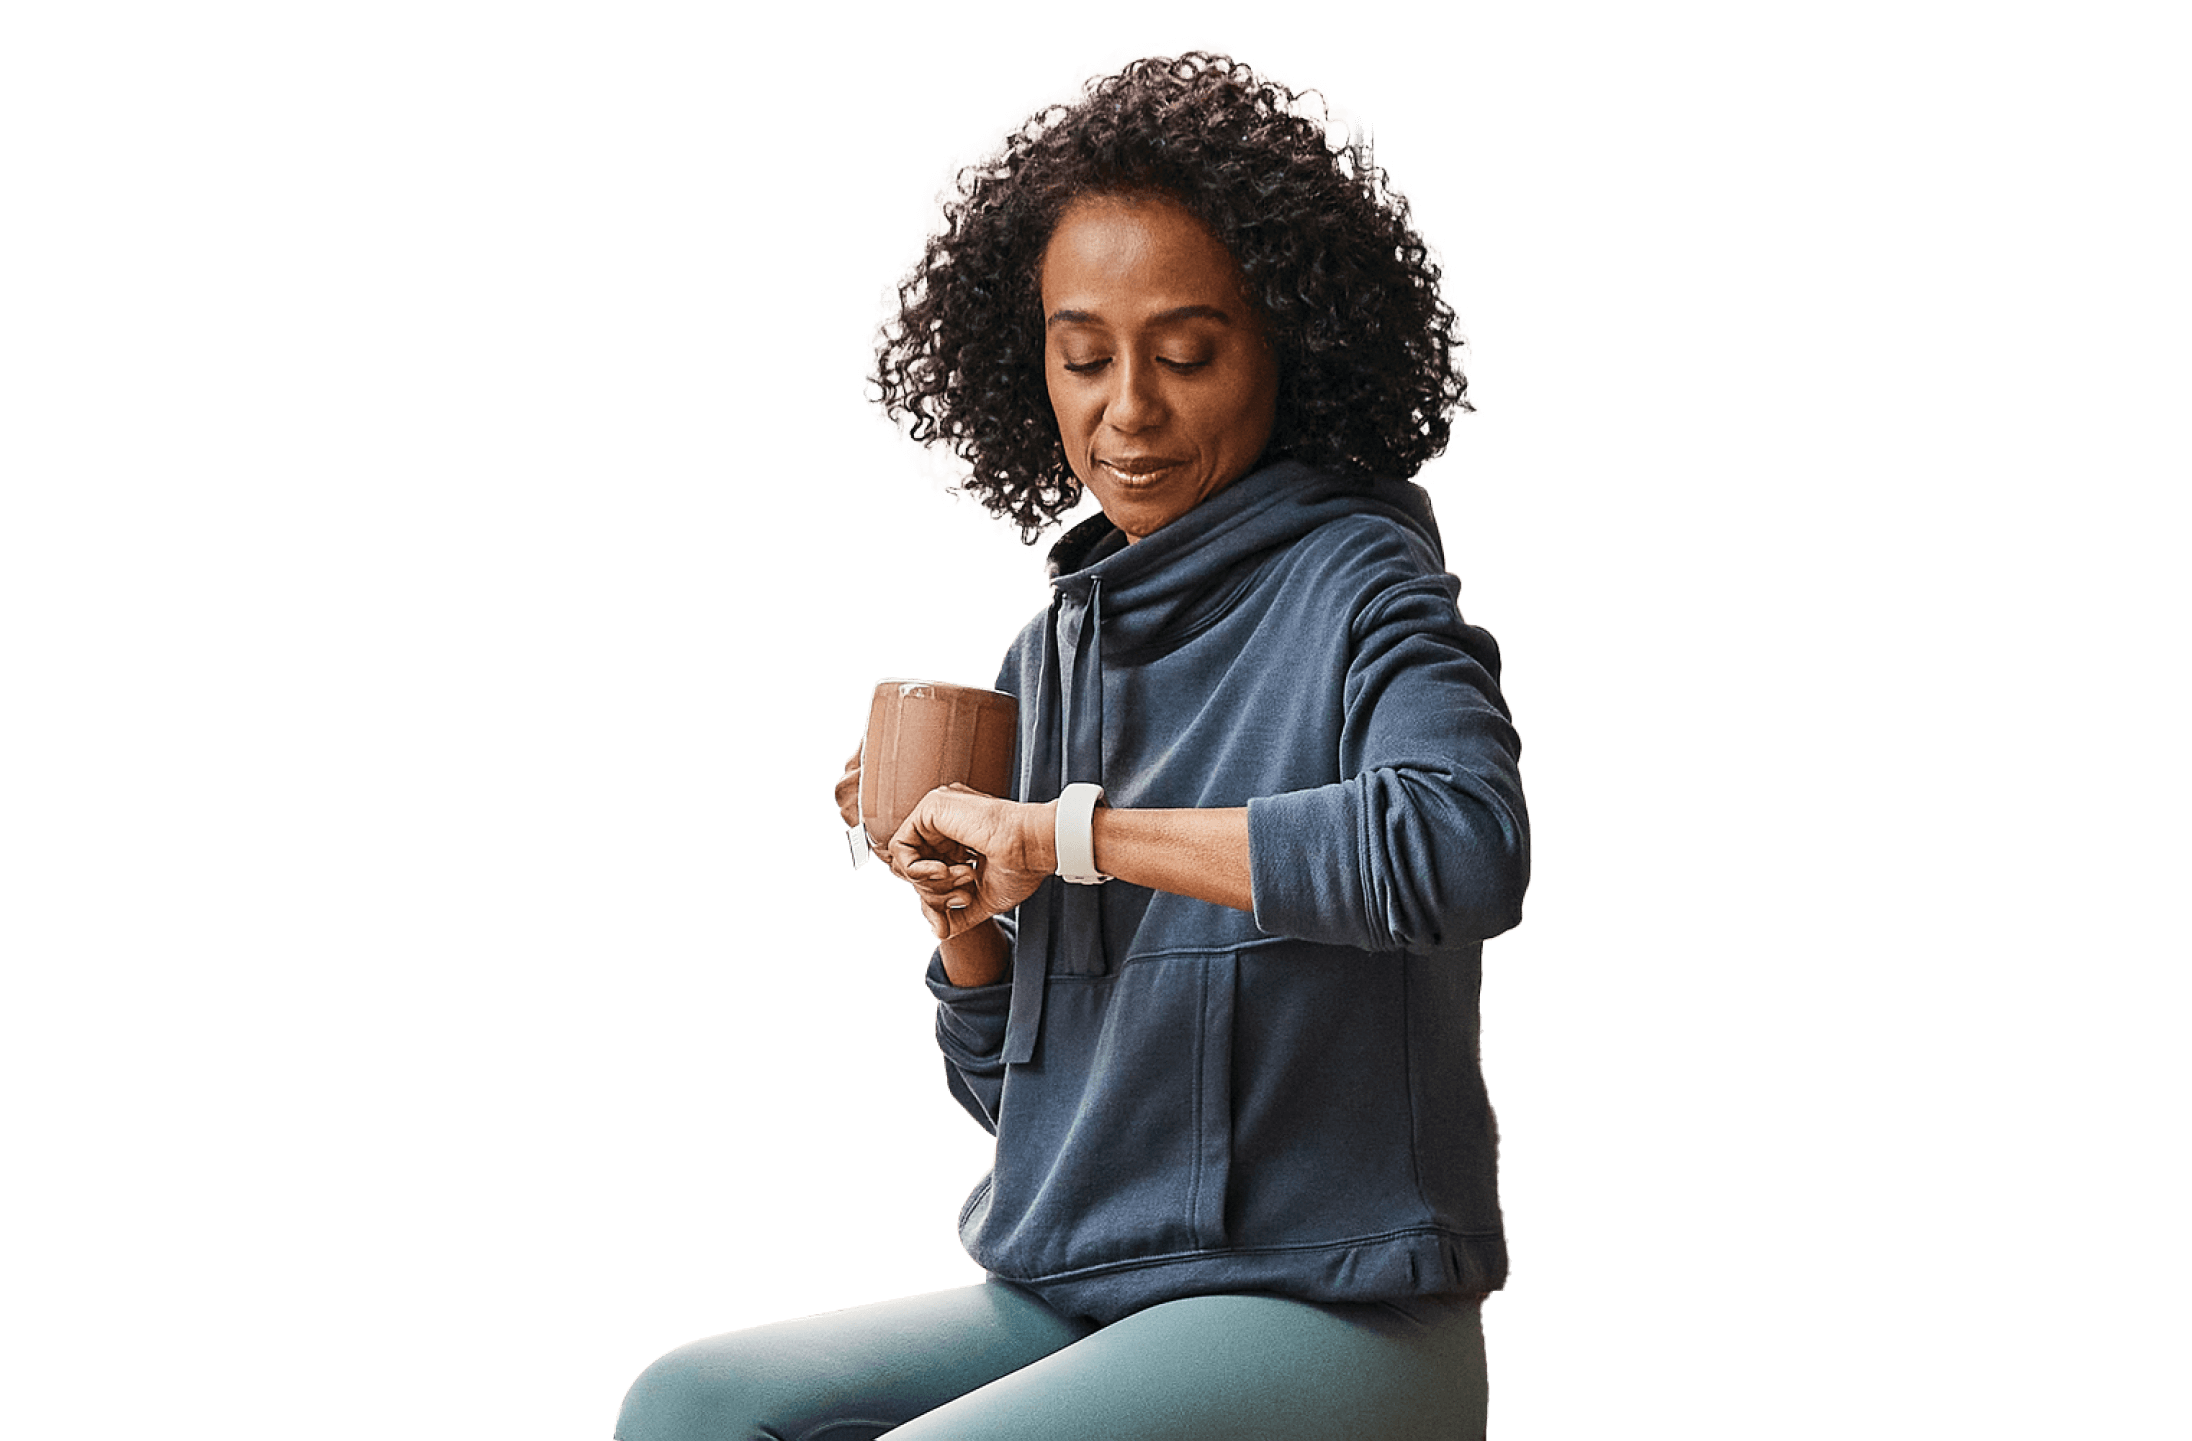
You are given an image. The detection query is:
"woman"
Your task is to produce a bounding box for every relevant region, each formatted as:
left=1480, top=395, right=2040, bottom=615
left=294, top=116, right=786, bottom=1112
left=618, top=54, right=1526, bottom=1440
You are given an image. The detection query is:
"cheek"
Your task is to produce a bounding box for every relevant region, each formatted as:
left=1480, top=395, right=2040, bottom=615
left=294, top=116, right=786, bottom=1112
left=1047, top=377, right=1074, bottom=438
left=1046, top=377, right=1092, bottom=444
left=1207, top=395, right=1265, bottom=455
left=1233, top=377, right=1278, bottom=453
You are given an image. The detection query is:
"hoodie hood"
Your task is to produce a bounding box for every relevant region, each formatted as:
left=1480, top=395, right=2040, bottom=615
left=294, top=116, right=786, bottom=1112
left=1000, top=459, right=1445, bottom=1064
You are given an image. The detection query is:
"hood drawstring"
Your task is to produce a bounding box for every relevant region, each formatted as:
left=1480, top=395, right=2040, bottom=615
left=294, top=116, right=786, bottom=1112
left=1002, top=575, right=1103, bottom=1066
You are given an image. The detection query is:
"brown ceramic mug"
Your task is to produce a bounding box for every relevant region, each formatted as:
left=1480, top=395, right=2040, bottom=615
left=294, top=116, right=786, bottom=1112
left=858, top=679, right=1018, bottom=853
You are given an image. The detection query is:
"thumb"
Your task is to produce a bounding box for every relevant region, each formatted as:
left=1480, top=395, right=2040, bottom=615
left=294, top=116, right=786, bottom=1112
left=920, top=892, right=976, bottom=940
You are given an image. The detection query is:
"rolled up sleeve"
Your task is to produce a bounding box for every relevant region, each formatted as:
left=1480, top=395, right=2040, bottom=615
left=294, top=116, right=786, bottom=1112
left=925, top=938, right=1015, bottom=1132
left=1247, top=576, right=1528, bottom=952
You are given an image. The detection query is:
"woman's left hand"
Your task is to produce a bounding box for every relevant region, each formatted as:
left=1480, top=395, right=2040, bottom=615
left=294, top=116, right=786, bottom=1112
left=888, top=784, right=1056, bottom=940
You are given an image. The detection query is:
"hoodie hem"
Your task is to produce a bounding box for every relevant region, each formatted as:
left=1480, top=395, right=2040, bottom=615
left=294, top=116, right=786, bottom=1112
left=975, top=1227, right=1508, bottom=1326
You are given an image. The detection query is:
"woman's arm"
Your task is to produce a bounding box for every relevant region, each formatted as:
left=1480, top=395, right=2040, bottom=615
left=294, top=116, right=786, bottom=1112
left=936, top=919, right=1010, bottom=988
left=1090, top=805, right=1252, bottom=911
left=887, top=789, right=1253, bottom=965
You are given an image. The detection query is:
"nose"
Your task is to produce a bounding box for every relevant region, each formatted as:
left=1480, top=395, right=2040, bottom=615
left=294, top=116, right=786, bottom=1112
left=1104, top=353, right=1166, bottom=433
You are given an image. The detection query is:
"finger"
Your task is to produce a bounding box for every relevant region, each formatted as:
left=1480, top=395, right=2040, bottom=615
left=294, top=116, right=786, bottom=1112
left=901, top=870, right=957, bottom=894
left=889, top=827, right=941, bottom=875
left=919, top=896, right=966, bottom=940
left=914, top=876, right=979, bottom=906
left=895, top=784, right=966, bottom=836
left=835, top=740, right=864, bottom=824
left=916, top=886, right=977, bottom=934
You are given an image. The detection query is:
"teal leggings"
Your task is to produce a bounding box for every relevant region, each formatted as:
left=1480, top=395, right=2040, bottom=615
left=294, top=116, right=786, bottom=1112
left=615, top=1282, right=1487, bottom=1440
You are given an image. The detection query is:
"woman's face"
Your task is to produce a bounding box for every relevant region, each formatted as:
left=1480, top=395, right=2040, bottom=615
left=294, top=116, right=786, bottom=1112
left=1039, top=194, right=1278, bottom=543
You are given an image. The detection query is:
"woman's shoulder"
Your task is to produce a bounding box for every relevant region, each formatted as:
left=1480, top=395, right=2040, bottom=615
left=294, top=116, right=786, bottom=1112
left=1265, top=501, right=1453, bottom=606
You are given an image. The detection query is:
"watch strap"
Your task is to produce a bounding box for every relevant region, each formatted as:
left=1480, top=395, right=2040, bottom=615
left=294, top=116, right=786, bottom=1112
left=1054, top=782, right=1110, bottom=885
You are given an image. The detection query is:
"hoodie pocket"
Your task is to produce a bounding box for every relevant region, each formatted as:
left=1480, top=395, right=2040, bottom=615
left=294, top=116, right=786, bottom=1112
left=969, top=950, right=1236, bottom=1278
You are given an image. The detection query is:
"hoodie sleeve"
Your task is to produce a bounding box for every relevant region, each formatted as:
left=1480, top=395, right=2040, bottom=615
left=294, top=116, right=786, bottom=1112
left=1246, top=572, right=1529, bottom=952
left=925, top=943, right=1013, bottom=1132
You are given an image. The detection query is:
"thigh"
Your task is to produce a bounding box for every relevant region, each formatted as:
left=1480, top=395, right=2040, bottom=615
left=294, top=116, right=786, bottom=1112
left=615, top=1281, right=1093, bottom=1441
left=888, top=1291, right=1487, bottom=1441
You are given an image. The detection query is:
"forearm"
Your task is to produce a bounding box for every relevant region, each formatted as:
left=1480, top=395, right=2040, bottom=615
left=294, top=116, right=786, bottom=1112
left=925, top=798, right=1253, bottom=991
left=1088, top=805, right=1253, bottom=914
left=938, top=918, right=1011, bottom=988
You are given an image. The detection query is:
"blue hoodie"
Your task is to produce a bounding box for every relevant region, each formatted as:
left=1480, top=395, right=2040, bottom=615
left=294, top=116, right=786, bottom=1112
left=927, top=459, right=1528, bottom=1324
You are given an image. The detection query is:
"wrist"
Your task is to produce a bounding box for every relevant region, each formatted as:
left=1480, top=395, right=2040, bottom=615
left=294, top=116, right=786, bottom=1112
left=1052, top=782, right=1110, bottom=885
left=938, top=918, right=1008, bottom=988
left=1026, top=799, right=1060, bottom=874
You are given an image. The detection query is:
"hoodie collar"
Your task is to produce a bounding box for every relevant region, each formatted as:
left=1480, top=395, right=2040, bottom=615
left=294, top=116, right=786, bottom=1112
left=1047, top=459, right=1442, bottom=602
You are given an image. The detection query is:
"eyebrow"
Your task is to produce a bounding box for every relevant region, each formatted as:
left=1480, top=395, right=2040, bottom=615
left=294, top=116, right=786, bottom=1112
left=1045, top=304, right=1235, bottom=330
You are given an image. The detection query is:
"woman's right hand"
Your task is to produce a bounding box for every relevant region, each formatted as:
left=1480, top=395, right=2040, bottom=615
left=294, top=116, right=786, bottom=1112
left=889, top=784, right=1055, bottom=941
left=840, top=745, right=1023, bottom=986
left=832, top=736, right=859, bottom=824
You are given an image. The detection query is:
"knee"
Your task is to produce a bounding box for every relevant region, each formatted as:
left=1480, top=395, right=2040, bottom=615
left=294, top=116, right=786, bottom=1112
left=618, top=1333, right=865, bottom=1441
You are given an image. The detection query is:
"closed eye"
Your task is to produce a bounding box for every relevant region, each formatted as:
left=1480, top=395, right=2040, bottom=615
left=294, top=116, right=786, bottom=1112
left=1061, top=357, right=1208, bottom=375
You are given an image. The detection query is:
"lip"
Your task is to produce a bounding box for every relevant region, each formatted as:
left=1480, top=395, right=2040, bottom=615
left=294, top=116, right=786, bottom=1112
left=1098, top=456, right=1187, bottom=481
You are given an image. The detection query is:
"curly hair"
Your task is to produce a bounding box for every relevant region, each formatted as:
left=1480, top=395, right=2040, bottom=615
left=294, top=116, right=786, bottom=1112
left=873, top=53, right=1470, bottom=542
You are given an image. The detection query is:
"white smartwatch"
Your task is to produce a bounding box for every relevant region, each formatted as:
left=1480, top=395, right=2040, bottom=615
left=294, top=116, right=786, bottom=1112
left=1054, top=782, right=1111, bottom=885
